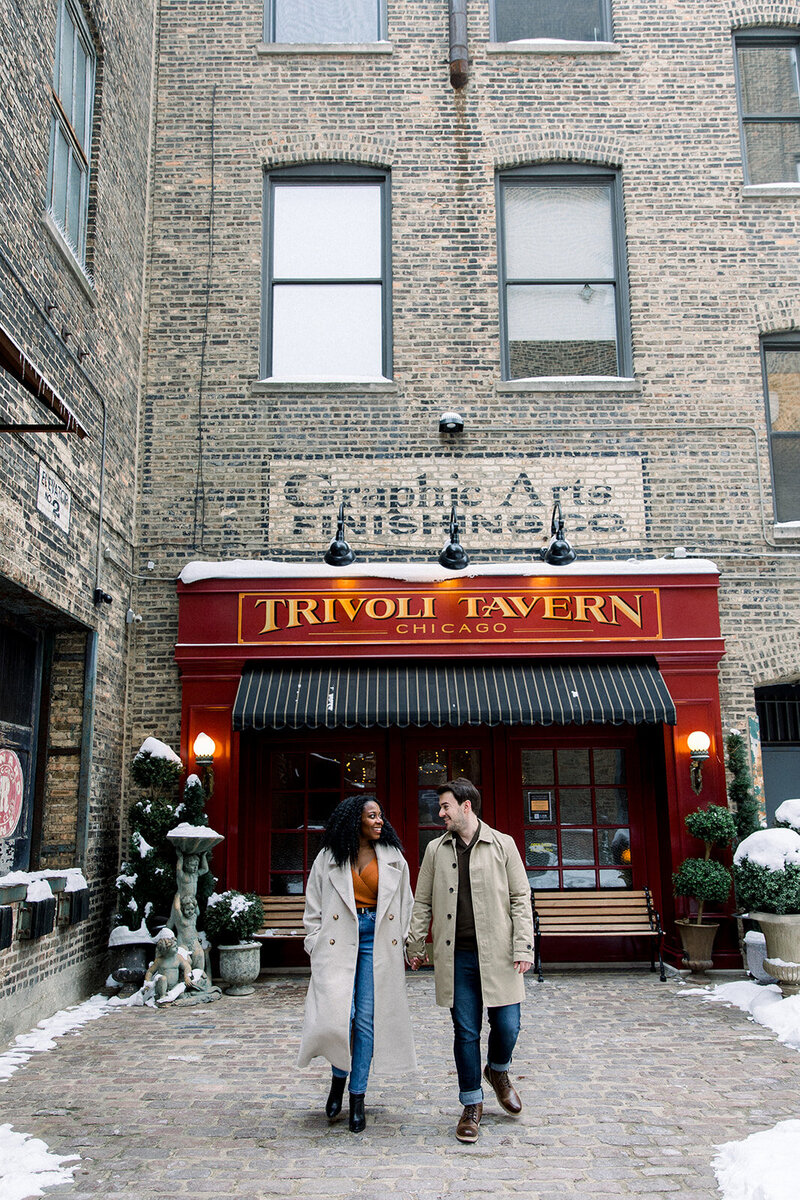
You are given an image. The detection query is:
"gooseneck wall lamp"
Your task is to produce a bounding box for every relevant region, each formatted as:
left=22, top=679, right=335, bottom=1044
left=193, top=731, right=216, bottom=799
left=438, top=505, right=469, bottom=570
left=688, top=730, right=711, bottom=794
left=324, top=503, right=356, bottom=567
left=541, top=501, right=577, bottom=566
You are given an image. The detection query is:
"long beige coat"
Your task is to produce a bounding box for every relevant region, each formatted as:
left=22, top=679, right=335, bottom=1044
left=406, top=822, right=534, bottom=1009
left=297, top=842, right=416, bottom=1074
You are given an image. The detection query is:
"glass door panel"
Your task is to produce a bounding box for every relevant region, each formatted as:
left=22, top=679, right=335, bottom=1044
left=412, top=741, right=486, bottom=869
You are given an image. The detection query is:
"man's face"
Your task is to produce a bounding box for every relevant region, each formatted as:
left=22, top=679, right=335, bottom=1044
left=438, top=790, right=470, bottom=837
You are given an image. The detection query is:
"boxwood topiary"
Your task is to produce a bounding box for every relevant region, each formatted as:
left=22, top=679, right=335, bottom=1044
left=204, top=890, right=264, bottom=945
left=673, top=859, right=732, bottom=913
left=732, top=859, right=800, bottom=915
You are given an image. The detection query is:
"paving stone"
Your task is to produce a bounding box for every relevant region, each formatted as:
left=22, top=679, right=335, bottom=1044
left=1, top=971, right=799, bottom=1198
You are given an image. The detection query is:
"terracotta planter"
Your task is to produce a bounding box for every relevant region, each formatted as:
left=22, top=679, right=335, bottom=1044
left=751, top=911, right=800, bottom=996
left=218, top=941, right=261, bottom=996
left=675, top=918, right=719, bottom=973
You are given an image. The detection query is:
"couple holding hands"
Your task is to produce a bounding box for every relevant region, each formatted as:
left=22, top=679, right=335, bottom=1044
left=298, top=778, right=535, bottom=1142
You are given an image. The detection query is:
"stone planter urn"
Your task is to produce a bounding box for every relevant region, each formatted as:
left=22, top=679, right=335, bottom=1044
left=218, top=941, right=261, bottom=996
left=751, top=912, right=800, bottom=996
left=675, top=919, right=719, bottom=973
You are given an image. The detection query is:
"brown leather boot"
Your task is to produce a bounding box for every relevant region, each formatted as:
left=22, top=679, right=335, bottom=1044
left=455, top=1102, right=482, bottom=1143
left=483, top=1065, right=522, bottom=1115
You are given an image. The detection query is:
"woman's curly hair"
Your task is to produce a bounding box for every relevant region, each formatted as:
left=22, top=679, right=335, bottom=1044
left=322, top=794, right=403, bottom=867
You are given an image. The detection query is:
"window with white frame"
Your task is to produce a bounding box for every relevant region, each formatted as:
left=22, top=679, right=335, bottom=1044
left=735, top=30, right=800, bottom=184
left=761, top=336, right=800, bottom=523
left=491, top=0, right=611, bottom=43
left=262, top=166, right=391, bottom=380
left=265, top=0, right=385, bottom=43
left=47, top=0, right=95, bottom=265
left=497, top=167, right=631, bottom=380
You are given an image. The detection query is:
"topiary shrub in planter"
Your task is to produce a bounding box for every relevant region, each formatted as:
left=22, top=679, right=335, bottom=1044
left=733, top=827, right=800, bottom=995
left=673, top=804, right=736, bottom=972
left=205, top=891, right=264, bottom=996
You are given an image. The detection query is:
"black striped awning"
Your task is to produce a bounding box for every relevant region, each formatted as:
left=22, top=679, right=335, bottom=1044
left=233, top=659, right=676, bottom=731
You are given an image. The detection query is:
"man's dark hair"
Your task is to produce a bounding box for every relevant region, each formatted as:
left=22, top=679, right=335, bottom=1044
left=321, top=794, right=403, bottom=867
left=437, top=777, right=482, bottom=816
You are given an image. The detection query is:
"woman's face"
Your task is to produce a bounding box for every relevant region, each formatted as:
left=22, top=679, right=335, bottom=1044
left=360, top=800, right=384, bottom=842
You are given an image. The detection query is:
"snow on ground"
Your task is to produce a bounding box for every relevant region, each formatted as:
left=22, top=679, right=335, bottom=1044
left=682, top=979, right=800, bottom=1049
left=0, top=1124, right=80, bottom=1200
left=0, top=994, right=114, bottom=1083
left=713, top=1120, right=800, bottom=1200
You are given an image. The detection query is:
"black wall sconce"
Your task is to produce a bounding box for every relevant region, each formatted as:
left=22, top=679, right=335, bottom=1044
left=324, top=503, right=356, bottom=566
left=439, top=506, right=469, bottom=570
left=541, top=501, right=577, bottom=566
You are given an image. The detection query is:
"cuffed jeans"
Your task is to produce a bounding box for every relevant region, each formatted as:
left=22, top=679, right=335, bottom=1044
left=331, top=909, right=375, bottom=1095
left=450, top=947, right=521, bottom=1105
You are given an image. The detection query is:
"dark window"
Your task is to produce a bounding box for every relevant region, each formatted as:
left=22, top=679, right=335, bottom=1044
left=497, top=166, right=631, bottom=379
left=492, top=0, right=611, bottom=43
left=761, top=336, right=800, bottom=522
left=735, top=30, right=800, bottom=184
left=47, top=0, right=95, bottom=263
left=266, top=0, right=384, bottom=43
left=262, top=165, right=392, bottom=380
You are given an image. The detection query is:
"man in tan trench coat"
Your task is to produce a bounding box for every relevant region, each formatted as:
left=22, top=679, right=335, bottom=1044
left=407, top=778, right=534, bottom=1143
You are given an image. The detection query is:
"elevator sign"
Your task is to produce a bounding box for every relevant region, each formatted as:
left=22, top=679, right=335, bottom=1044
left=238, top=585, right=662, bottom=647
left=0, top=749, right=24, bottom=839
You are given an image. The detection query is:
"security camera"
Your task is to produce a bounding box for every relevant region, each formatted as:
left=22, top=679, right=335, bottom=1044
left=439, top=411, right=464, bottom=433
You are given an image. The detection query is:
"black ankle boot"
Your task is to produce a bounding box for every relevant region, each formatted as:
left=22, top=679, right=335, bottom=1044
left=325, top=1075, right=346, bottom=1120
left=348, top=1092, right=366, bottom=1133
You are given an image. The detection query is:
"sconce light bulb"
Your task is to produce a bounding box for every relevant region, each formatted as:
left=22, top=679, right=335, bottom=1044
left=687, top=730, right=711, bottom=755
left=193, top=731, right=216, bottom=761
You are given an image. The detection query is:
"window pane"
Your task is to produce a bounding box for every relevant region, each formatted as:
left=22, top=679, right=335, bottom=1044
left=451, top=748, right=482, bottom=783
left=593, top=748, right=626, bottom=785
left=521, top=749, right=554, bottom=785
left=526, top=832, right=558, bottom=868
left=507, top=283, right=618, bottom=376
left=51, top=124, right=69, bottom=225
left=67, top=155, right=83, bottom=247
left=529, top=869, right=559, bottom=889
left=272, top=283, right=383, bottom=377
left=73, top=40, right=88, bottom=147
left=308, top=790, right=341, bottom=826
left=418, top=788, right=443, bottom=824
left=270, top=752, right=306, bottom=789
left=598, top=827, right=630, bottom=866
left=275, top=0, right=379, bottom=43
left=599, top=868, right=631, bottom=888
left=271, top=832, right=303, bottom=871
left=765, top=348, right=800, bottom=431
left=563, top=869, right=596, bottom=888
left=270, top=873, right=303, bottom=895
left=770, top=435, right=800, bottom=521
left=343, top=752, right=376, bottom=790
left=58, top=10, right=75, bottom=111
left=273, top=184, right=382, bottom=278
left=495, top=0, right=607, bottom=42
left=309, top=751, right=341, bottom=789
left=595, top=788, right=629, bottom=825
left=738, top=46, right=800, bottom=115
left=562, top=829, right=594, bottom=865
left=272, top=791, right=304, bottom=828
left=743, top=121, right=800, bottom=183
left=504, top=185, right=614, bottom=280
left=557, top=749, right=590, bottom=784
left=558, top=788, right=592, bottom=824
left=420, top=828, right=442, bottom=862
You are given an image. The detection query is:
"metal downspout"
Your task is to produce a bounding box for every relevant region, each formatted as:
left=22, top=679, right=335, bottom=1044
left=449, top=0, right=468, bottom=88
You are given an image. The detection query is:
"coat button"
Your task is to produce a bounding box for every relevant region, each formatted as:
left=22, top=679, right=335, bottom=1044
left=447, top=913, right=452, bottom=919
left=449, top=887, right=454, bottom=893
left=333, top=914, right=339, bottom=920
left=392, top=939, right=397, bottom=946
left=388, top=913, right=394, bottom=920
left=452, top=862, right=457, bottom=868
left=329, top=939, right=335, bottom=945
left=446, top=939, right=451, bottom=946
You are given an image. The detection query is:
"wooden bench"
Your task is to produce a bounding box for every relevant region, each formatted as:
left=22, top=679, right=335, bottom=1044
left=256, top=895, right=306, bottom=942
left=531, top=887, right=665, bottom=982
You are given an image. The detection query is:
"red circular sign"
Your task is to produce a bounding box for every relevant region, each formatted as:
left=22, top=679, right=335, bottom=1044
left=0, top=749, right=24, bottom=839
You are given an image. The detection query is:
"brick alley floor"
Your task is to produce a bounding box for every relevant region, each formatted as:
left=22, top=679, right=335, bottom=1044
left=2, top=968, right=799, bottom=1199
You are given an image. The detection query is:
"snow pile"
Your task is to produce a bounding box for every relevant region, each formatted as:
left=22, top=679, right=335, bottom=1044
left=0, top=868, right=88, bottom=893
left=0, top=1124, right=79, bottom=1200
left=167, top=822, right=220, bottom=840
left=775, top=799, right=800, bottom=833
left=25, top=880, right=54, bottom=902
left=107, top=920, right=153, bottom=947
left=134, top=736, right=182, bottom=764
left=713, top=1120, right=800, bottom=1200
left=734, top=828, right=800, bottom=869
left=683, top=980, right=800, bottom=1050
left=0, top=995, right=114, bottom=1083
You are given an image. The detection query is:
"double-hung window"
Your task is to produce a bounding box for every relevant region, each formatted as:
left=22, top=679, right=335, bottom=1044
left=491, top=0, right=611, bottom=43
left=734, top=31, right=800, bottom=184
left=761, top=336, right=800, bottom=523
left=48, top=0, right=95, bottom=265
left=262, top=166, right=391, bottom=380
left=497, top=167, right=631, bottom=380
left=265, top=0, right=385, bottom=44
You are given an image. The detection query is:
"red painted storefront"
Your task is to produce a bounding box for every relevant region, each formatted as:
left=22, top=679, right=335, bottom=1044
left=175, top=563, right=734, bottom=967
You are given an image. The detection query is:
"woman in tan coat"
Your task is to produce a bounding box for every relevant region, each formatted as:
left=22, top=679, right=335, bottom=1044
left=298, top=795, right=416, bottom=1132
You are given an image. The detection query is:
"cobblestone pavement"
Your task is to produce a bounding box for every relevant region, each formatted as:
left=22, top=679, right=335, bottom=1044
left=2, top=969, right=799, bottom=1199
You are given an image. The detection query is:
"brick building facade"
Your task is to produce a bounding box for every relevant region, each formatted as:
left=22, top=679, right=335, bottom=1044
left=4, top=0, right=800, bottom=1032
left=0, top=0, right=155, bottom=1039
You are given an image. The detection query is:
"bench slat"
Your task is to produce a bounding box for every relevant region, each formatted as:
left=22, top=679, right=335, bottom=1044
left=531, top=886, right=665, bottom=982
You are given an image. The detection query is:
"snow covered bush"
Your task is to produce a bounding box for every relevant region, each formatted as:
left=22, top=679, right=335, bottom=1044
left=733, top=828, right=800, bottom=915
left=204, top=891, right=264, bottom=945
left=673, top=804, right=736, bottom=923
left=774, top=798, right=800, bottom=835
left=113, top=738, right=214, bottom=932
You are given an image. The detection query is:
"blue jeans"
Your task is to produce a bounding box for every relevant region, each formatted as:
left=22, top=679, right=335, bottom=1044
left=451, top=947, right=521, bottom=1105
left=332, top=910, right=375, bottom=1095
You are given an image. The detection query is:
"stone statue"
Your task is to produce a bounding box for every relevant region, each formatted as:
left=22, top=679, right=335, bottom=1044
left=166, top=893, right=206, bottom=974
left=175, top=847, right=210, bottom=904
left=144, top=929, right=193, bottom=1002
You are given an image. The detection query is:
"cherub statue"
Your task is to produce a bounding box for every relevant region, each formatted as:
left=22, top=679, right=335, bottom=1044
left=175, top=847, right=210, bottom=903
left=166, top=893, right=206, bottom=974
left=144, top=929, right=193, bottom=1002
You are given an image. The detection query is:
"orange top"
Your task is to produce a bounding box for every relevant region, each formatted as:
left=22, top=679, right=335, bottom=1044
left=351, top=857, right=379, bottom=909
